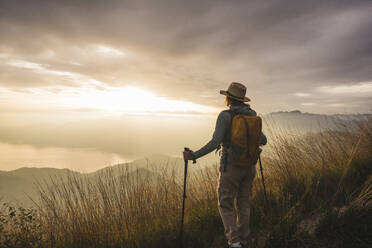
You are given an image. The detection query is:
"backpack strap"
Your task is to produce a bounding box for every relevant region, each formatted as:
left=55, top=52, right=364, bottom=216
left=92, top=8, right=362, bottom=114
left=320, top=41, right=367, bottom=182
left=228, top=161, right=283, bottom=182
left=241, top=116, right=251, bottom=159
left=227, top=108, right=239, bottom=141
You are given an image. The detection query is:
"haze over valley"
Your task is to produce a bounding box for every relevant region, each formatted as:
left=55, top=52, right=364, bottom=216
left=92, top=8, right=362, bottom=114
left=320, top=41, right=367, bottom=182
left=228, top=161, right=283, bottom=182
left=1, top=110, right=369, bottom=173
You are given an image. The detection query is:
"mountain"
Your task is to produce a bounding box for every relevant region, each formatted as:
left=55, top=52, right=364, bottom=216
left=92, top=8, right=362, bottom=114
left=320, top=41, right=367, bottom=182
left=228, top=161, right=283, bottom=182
left=0, top=167, right=80, bottom=206
left=93, top=154, right=184, bottom=176
left=263, top=110, right=371, bottom=133
left=0, top=155, right=183, bottom=206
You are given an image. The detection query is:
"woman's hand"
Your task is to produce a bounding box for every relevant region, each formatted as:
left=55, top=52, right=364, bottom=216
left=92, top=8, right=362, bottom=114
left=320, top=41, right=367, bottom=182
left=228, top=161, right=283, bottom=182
left=183, top=150, right=195, bottom=161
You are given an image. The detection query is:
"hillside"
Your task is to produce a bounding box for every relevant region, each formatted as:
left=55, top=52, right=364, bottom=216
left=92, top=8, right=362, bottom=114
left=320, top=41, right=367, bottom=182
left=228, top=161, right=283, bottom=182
left=0, top=155, right=184, bottom=206
left=0, top=167, right=79, bottom=205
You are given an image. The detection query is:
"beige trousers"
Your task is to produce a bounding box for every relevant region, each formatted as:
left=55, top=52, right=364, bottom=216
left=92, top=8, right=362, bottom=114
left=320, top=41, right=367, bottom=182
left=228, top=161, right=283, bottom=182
left=217, top=163, right=256, bottom=244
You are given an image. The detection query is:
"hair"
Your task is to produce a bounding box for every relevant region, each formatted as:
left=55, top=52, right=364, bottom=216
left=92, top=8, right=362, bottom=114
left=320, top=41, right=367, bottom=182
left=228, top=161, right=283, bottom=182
left=225, top=96, right=246, bottom=107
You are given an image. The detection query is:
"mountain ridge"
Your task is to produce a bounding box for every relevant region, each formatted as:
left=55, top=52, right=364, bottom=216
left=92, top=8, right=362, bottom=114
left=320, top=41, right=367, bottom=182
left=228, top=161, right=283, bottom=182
left=0, top=154, right=184, bottom=206
left=266, top=109, right=372, bottom=117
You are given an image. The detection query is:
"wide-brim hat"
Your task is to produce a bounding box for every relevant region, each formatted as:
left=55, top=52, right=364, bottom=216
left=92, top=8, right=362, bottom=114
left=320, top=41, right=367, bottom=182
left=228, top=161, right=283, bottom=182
left=220, top=82, right=250, bottom=102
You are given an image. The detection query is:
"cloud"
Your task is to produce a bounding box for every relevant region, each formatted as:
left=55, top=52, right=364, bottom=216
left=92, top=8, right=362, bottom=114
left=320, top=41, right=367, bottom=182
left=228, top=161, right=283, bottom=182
left=6, top=60, right=46, bottom=71
left=5, top=59, right=107, bottom=88
left=0, top=84, right=218, bottom=116
left=328, top=103, right=345, bottom=108
left=317, top=82, right=372, bottom=94
left=293, top=81, right=372, bottom=112
left=295, top=93, right=312, bottom=97
left=0, top=0, right=371, bottom=113
left=95, top=45, right=126, bottom=57
left=301, top=102, right=316, bottom=106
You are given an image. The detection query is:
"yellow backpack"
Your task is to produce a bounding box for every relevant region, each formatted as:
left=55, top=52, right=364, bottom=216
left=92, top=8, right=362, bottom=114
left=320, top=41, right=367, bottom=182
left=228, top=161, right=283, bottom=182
left=226, top=114, right=262, bottom=167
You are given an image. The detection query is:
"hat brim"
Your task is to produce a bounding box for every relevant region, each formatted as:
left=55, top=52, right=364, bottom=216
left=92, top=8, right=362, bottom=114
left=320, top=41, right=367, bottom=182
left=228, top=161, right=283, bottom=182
left=220, top=90, right=251, bottom=102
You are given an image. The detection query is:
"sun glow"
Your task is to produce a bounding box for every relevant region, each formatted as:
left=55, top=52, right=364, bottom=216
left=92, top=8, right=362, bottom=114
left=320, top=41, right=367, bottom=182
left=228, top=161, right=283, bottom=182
left=69, top=86, right=216, bottom=115
left=2, top=59, right=216, bottom=115
left=1, top=86, right=217, bottom=116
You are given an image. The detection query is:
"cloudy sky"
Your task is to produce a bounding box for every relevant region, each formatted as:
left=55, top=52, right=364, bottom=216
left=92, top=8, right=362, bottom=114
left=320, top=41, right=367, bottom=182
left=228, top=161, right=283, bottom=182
left=1, top=0, right=372, bottom=114
left=0, top=0, right=372, bottom=170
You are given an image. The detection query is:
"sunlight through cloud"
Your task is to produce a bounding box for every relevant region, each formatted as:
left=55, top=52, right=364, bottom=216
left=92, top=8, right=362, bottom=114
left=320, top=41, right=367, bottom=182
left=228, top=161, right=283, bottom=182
left=317, top=82, right=372, bottom=94
left=6, top=59, right=107, bottom=88
left=65, top=86, right=217, bottom=115
left=95, top=45, right=125, bottom=56
left=294, top=93, right=312, bottom=97
left=301, top=102, right=316, bottom=106
left=1, top=86, right=217, bottom=116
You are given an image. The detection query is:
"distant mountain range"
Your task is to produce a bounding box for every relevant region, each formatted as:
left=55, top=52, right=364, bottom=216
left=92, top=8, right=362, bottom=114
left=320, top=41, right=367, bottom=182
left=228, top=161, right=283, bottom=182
left=0, top=154, right=184, bottom=206
left=268, top=110, right=371, bottom=118
left=263, top=110, right=371, bottom=133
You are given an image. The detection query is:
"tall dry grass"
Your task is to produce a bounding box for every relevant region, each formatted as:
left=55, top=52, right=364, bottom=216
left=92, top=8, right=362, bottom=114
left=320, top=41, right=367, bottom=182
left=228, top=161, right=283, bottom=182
left=1, top=117, right=371, bottom=248
left=33, top=163, right=221, bottom=248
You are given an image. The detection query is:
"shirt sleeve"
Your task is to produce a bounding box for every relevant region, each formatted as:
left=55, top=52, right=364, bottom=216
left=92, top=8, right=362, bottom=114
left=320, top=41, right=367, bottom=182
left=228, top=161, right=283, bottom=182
left=192, top=111, right=231, bottom=159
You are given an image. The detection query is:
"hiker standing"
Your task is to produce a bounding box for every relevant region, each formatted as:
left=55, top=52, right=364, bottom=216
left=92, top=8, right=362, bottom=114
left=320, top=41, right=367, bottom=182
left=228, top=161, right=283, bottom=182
left=184, top=82, right=267, bottom=248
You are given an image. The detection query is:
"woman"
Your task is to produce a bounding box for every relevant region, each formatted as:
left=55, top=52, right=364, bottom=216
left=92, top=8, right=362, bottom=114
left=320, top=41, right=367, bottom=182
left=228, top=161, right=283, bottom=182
left=184, top=82, right=267, bottom=248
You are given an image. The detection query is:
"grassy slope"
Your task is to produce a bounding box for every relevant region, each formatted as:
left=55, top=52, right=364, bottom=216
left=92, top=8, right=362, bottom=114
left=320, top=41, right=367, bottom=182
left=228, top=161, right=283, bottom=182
left=1, top=118, right=371, bottom=248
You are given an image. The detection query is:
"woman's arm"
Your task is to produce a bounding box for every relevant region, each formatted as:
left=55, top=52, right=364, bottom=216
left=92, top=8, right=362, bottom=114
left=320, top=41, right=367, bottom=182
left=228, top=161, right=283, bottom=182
left=192, top=111, right=231, bottom=159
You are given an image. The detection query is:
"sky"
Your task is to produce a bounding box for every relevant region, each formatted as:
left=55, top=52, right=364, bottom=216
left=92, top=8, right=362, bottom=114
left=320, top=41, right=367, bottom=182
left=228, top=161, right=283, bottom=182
left=0, top=0, right=372, bottom=171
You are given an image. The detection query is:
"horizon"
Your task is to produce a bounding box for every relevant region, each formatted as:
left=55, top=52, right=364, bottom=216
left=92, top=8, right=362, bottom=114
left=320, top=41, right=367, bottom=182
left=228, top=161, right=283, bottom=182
left=0, top=110, right=367, bottom=172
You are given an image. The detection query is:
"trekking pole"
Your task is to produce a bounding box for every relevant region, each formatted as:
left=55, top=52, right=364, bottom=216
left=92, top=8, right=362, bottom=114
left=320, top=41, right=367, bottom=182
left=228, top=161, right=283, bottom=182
left=180, top=147, right=196, bottom=248
left=258, top=153, right=268, bottom=205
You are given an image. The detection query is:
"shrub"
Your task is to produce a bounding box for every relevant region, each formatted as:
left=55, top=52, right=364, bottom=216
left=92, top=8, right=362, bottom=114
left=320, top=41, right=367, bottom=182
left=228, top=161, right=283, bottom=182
left=0, top=203, right=43, bottom=248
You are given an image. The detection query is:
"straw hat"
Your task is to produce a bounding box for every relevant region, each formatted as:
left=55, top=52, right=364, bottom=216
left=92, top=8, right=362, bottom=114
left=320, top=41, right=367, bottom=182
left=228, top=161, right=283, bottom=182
left=220, top=82, right=250, bottom=102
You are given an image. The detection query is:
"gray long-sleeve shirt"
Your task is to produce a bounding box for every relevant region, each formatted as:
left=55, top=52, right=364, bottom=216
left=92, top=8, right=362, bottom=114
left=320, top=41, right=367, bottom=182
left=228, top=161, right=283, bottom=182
left=193, top=105, right=267, bottom=163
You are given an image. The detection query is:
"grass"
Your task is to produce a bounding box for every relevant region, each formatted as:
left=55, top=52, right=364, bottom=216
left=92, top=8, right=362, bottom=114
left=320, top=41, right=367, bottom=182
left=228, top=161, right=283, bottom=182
left=1, top=117, right=371, bottom=248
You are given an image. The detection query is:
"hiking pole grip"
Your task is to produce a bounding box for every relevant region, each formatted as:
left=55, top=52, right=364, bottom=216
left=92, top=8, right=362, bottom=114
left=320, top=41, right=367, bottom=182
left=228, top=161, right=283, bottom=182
left=184, top=147, right=196, bottom=164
